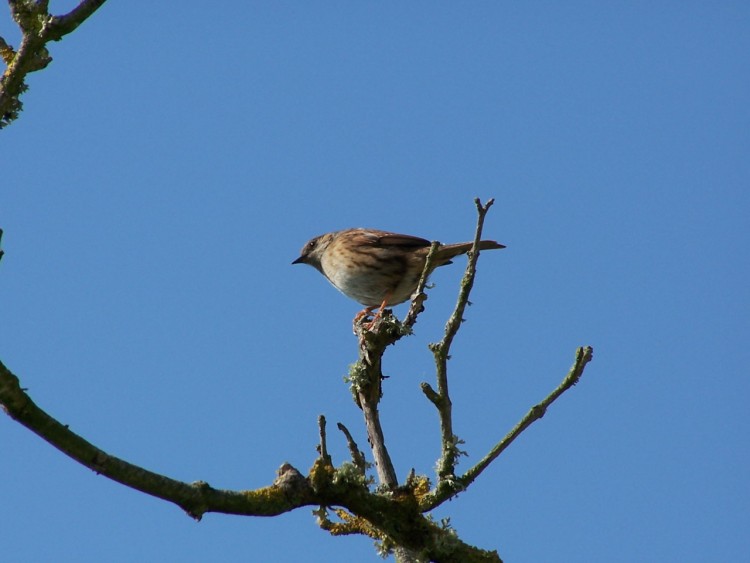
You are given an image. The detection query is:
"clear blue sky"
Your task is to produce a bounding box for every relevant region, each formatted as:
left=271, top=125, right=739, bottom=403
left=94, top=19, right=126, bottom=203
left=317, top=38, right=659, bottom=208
left=2, top=3, right=748, bottom=562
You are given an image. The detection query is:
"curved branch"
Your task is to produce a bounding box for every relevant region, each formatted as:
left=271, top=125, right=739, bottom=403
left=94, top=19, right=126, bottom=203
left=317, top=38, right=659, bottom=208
left=0, top=358, right=501, bottom=561
left=0, top=360, right=316, bottom=519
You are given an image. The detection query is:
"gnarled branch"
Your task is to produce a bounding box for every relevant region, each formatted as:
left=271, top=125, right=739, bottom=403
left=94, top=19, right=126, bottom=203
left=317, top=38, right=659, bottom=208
left=0, top=358, right=501, bottom=562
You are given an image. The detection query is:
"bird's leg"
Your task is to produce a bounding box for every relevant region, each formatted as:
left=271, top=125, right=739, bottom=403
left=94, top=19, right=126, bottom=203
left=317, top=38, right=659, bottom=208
left=353, top=293, right=393, bottom=332
left=353, top=306, right=376, bottom=325
left=363, top=294, right=392, bottom=330
left=353, top=306, right=376, bottom=334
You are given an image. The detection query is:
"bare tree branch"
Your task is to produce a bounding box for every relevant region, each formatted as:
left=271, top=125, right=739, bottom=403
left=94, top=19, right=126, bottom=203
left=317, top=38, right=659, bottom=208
left=1, top=0, right=108, bottom=128
left=402, top=241, right=440, bottom=328
left=337, top=421, right=368, bottom=476
left=424, top=198, right=495, bottom=484
left=47, top=0, right=108, bottom=40
left=317, top=415, right=332, bottom=464
left=348, top=322, right=401, bottom=489
left=419, top=346, right=595, bottom=511
left=0, top=198, right=594, bottom=562
left=0, top=358, right=501, bottom=561
left=0, top=359, right=316, bottom=519
left=462, top=346, right=594, bottom=485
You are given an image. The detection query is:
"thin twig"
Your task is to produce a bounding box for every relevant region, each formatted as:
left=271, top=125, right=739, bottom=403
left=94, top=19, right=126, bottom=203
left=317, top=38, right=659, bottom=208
left=420, top=346, right=594, bottom=511
left=317, top=415, right=331, bottom=464
left=402, top=241, right=440, bottom=329
left=440, top=198, right=495, bottom=352
left=337, top=422, right=367, bottom=475
left=426, top=198, right=495, bottom=482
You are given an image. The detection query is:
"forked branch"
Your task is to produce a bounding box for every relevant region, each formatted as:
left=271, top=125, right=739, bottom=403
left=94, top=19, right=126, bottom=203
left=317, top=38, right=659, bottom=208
left=0, top=198, right=593, bottom=562
left=1, top=0, right=108, bottom=128
left=0, top=358, right=500, bottom=562
left=419, top=346, right=595, bottom=511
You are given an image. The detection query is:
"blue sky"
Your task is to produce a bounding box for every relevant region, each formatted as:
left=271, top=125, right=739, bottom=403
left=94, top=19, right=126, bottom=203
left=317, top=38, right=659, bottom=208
left=1, top=2, right=748, bottom=562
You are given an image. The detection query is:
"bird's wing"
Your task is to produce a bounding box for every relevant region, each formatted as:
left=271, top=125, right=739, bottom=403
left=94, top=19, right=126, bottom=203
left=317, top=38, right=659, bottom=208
left=369, top=231, right=432, bottom=248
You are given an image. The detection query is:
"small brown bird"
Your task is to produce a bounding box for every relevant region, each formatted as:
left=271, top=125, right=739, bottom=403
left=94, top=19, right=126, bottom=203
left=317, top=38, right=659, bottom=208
left=292, top=228, right=505, bottom=319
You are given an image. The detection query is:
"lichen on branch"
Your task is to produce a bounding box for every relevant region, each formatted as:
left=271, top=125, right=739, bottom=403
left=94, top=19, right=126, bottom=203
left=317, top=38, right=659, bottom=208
left=1, top=0, right=107, bottom=128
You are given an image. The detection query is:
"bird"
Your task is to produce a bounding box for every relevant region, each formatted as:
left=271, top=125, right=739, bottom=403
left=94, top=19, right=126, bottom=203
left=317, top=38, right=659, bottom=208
left=292, top=228, right=505, bottom=321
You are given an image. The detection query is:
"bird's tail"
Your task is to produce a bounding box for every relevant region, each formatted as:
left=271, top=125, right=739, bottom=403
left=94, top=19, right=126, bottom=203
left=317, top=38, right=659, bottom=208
left=436, top=240, right=505, bottom=262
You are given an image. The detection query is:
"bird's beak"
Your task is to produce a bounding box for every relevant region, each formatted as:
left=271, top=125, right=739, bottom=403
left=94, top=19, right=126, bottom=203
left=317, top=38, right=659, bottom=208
left=292, top=256, right=305, bottom=265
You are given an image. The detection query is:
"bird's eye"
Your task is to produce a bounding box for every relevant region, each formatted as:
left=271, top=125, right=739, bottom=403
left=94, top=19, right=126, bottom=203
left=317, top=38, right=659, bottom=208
left=307, top=240, right=316, bottom=250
